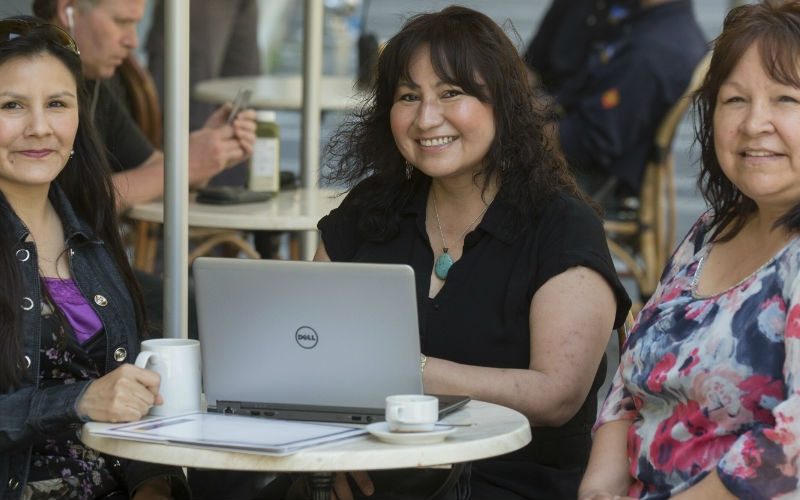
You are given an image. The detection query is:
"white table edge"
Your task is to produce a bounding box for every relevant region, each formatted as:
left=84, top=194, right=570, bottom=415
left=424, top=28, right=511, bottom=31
left=125, top=188, right=344, bottom=232
left=80, top=401, right=532, bottom=472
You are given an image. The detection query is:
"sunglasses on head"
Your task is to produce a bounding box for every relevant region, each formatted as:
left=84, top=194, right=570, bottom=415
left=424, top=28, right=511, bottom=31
left=0, top=18, right=80, bottom=56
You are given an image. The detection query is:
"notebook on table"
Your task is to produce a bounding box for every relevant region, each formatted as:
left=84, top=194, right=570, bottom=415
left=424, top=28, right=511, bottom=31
left=192, top=257, right=469, bottom=424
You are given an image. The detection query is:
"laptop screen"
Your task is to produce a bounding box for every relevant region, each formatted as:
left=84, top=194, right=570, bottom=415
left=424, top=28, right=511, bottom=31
left=193, top=257, right=424, bottom=418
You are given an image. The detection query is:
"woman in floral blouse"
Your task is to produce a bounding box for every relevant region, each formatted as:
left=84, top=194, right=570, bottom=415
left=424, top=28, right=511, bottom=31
left=579, top=2, right=800, bottom=499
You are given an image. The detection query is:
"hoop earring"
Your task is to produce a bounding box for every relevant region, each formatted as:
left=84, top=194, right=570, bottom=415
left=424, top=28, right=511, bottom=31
left=405, top=160, right=413, bottom=180
left=69, top=149, right=75, bottom=159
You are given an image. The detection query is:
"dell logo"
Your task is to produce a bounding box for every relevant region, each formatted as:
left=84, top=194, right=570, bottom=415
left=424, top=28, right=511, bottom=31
left=295, top=326, right=319, bottom=349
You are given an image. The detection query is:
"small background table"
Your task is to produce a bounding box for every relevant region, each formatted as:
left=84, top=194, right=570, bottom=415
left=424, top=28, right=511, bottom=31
left=82, top=400, right=531, bottom=498
left=193, top=74, right=363, bottom=259
left=128, top=188, right=343, bottom=270
left=194, top=75, right=362, bottom=112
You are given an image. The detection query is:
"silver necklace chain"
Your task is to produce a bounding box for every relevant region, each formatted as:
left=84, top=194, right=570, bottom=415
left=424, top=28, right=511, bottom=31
left=432, top=192, right=489, bottom=253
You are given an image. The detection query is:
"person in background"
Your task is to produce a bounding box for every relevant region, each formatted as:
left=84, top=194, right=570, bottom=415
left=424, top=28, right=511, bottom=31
left=536, top=0, right=706, bottom=207
left=32, top=0, right=258, bottom=336
left=146, top=0, right=260, bottom=187
left=523, top=0, right=639, bottom=92
left=147, top=0, right=286, bottom=258
left=579, top=2, right=800, bottom=498
left=0, top=17, right=188, bottom=499
left=32, top=0, right=257, bottom=210
left=315, top=6, right=630, bottom=499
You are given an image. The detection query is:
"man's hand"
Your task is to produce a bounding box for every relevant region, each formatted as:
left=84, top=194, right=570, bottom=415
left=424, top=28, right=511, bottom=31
left=187, top=104, right=257, bottom=186
left=76, top=364, right=162, bottom=423
left=204, top=102, right=257, bottom=156
left=332, top=471, right=374, bottom=500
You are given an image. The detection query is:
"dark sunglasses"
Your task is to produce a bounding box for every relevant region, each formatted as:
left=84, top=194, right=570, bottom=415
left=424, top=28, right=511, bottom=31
left=0, top=18, right=80, bottom=56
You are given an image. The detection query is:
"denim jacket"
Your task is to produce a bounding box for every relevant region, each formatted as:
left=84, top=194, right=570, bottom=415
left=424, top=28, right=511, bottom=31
left=0, top=185, right=189, bottom=500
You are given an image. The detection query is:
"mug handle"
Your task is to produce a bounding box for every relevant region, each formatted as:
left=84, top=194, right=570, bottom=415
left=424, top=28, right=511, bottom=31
left=387, top=405, right=403, bottom=421
left=134, top=351, right=169, bottom=375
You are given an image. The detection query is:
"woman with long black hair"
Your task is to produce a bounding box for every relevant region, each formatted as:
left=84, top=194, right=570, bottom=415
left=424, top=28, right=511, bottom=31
left=0, top=17, right=188, bottom=499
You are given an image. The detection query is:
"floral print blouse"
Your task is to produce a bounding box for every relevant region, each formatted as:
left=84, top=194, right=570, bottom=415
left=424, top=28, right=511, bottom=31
left=597, top=212, right=800, bottom=499
left=24, top=289, right=121, bottom=499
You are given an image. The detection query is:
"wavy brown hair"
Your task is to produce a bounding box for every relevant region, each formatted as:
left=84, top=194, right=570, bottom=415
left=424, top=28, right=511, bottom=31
left=325, top=5, right=580, bottom=241
left=694, top=0, right=800, bottom=242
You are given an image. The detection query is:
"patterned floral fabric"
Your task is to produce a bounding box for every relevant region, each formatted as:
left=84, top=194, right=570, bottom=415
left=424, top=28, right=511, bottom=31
left=597, top=212, right=800, bottom=499
left=24, top=294, right=122, bottom=500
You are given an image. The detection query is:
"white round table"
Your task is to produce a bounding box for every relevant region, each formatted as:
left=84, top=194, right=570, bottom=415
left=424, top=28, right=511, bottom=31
left=128, top=188, right=342, bottom=232
left=82, top=401, right=531, bottom=498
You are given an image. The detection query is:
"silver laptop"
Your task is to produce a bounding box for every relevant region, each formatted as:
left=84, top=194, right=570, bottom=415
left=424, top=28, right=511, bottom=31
left=193, top=257, right=468, bottom=424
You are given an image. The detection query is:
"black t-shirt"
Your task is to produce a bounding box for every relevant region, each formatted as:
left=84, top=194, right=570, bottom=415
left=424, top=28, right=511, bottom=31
left=89, top=80, right=155, bottom=173
left=318, top=178, right=631, bottom=499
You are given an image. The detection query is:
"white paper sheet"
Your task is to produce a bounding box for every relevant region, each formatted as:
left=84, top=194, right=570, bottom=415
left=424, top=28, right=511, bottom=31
left=91, top=412, right=366, bottom=455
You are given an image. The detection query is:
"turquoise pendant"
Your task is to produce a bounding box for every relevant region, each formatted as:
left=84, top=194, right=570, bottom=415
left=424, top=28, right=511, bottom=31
left=434, top=251, right=454, bottom=280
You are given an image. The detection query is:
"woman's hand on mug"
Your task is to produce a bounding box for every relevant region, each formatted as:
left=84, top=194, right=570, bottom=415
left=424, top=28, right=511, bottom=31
left=76, top=364, right=163, bottom=422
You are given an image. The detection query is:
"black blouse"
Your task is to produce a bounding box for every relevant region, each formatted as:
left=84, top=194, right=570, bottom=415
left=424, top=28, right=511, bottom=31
left=318, top=178, right=631, bottom=499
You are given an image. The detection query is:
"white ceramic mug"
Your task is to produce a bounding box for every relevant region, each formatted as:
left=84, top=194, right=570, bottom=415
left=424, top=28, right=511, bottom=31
left=135, top=338, right=201, bottom=416
left=385, top=394, right=439, bottom=432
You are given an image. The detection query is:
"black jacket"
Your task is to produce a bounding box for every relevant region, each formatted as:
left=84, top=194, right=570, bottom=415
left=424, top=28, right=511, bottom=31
left=0, top=185, right=189, bottom=499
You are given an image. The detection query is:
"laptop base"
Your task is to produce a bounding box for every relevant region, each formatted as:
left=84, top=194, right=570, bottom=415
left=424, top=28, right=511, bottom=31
left=212, top=395, right=471, bottom=425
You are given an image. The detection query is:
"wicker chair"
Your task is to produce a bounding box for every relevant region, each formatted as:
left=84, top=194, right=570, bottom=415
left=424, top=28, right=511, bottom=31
left=616, top=310, right=635, bottom=358
left=117, top=55, right=163, bottom=148
left=604, top=53, right=711, bottom=309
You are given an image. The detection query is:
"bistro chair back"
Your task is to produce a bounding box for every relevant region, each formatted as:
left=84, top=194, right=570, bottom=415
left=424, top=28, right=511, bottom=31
left=117, top=55, right=163, bottom=148
left=616, top=310, right=635, bottom=358
left=604, top=52, right=711, bottom=308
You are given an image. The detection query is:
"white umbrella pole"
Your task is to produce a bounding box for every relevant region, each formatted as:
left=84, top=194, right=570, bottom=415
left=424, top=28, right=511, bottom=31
left=162, top=0, right=190, bottom=338
left=301, top=0, right=324, bottom=260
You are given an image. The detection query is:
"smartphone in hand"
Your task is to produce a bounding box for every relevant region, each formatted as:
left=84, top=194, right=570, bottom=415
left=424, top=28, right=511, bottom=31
left=226, top=87, right=252, bottom=125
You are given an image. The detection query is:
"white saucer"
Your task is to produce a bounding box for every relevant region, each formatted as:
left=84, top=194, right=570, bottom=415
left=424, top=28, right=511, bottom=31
left=366, top=422, right=457, bottom=445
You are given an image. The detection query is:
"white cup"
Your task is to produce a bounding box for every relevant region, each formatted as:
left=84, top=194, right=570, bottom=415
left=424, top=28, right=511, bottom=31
left=134, top=338, right=201, bottom=416
left=385, top=394, right=438, bottom=432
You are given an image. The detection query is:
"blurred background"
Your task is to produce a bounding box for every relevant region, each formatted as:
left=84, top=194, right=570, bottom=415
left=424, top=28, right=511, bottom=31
left=0, top=0, right=744, bottom=242
left=0, top=0, right=751, bottom=400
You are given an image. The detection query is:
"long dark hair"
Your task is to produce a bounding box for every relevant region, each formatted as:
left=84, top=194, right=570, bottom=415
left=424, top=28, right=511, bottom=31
left=0, top=18, right=145, bottom=391
left=694, top=0, right=800, bottom=242
left=325, top=5, right=580, bottom=241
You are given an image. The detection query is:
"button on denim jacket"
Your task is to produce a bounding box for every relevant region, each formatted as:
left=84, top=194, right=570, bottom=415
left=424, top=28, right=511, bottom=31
left=0, top=186, right=189, bottom=500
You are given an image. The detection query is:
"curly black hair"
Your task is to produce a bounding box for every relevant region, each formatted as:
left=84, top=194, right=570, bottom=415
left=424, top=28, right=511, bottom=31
left=324, top=5, right=581, bottom=242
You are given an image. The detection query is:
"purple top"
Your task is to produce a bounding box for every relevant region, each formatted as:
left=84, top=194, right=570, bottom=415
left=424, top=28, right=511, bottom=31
left=42, top=277, right=102, bottom=344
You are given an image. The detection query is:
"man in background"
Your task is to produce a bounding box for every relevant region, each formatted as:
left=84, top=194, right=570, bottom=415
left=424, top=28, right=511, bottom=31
left=33, top=0, right=257, bottom=210
left=527, top=0, right=706, bottom=207
left=146, top=0, right=261, bottom=187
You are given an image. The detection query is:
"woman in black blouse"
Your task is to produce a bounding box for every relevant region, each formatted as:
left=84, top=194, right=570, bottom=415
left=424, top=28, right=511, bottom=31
left=315, top=6, right=631, bottom=500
